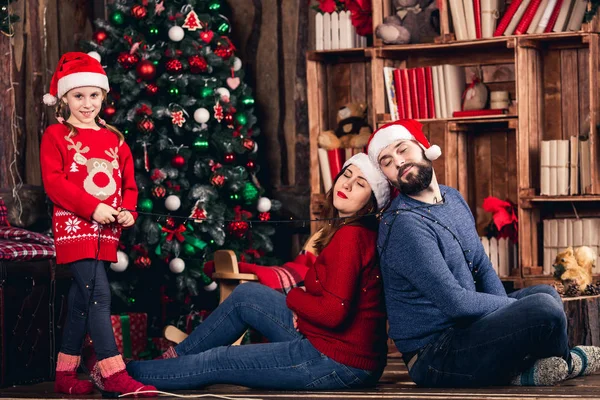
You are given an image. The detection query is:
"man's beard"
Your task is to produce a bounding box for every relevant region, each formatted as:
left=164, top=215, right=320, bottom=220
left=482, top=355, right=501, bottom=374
left=395, top=161, right=433, bottom=195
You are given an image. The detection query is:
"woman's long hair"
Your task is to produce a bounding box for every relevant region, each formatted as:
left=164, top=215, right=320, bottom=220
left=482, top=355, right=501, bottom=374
left=55, top=89, right=125, bottom=144
left=313, top=165, right=378, bottom=254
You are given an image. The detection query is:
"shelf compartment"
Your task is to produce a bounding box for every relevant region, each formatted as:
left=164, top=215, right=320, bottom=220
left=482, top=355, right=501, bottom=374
left=376, top=113, right=518, bottom=126
left=307, top=48, right=371, bottom=63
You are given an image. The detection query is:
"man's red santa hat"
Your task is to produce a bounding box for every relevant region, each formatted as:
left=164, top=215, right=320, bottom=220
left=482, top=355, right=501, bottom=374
left=43, top=52, right=109, bottom=106
left=367, top=119, right=442, bottom=167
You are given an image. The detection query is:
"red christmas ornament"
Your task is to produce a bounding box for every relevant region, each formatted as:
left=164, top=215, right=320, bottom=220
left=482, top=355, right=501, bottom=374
left=93, top=30, right=108, bottom=44
left=188, top=55, right=208, bottom=73
left=243, top=138, right=255, bottom=151
left=146, top=83, right=159, bottom=96
left=224, top=153, right=235, bottom=164
left=258, top=212, right=271, bottom=221
left=199, top=30, right=214, bottom=43
left=137, top=117, right=155, bottom=134
left=165, top=217, right=177, bottom=229
left=246, top=160, right=256, bottom=171
left=182, top=10, right=203, bottom=31
left=228, top=221, right=249, bottom=238
left=211, top=173, right=225, bottom=187
left=213, top=102, right=224, bottom=122
left=171, top=154, right=185, bottom=168
left=224, top=114, right=233, bottom=126
left=165, top=59, right=183, bottom=74
left=214, top=44, right=233, bottom=59
left=118, top=52, right=140, bottom=69
left=134, top=256, right=151, bottom=268
left=152, top=185, right=166, bottom=198
left=171, top=110, right=186, bottom=127
left=131, top=4, right=147, bottom=19
left=103, top=105, right=116, bottom=119
left=136, top=60, right=156, bottom=80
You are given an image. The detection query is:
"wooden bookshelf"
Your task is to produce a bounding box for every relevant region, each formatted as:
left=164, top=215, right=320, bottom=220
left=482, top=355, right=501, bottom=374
left=307, top=0, right=600, bottom=287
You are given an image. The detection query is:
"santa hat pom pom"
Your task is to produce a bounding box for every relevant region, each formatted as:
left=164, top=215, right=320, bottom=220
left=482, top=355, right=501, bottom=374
left=425, top=144, right=442, bottom=161
left=43, top=93, right=57, bottom=106
left=87, top=51, right=101, bottom=62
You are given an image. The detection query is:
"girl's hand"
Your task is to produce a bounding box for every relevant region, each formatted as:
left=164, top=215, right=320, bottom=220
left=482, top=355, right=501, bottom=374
left=292, top=311, right=299, bottom=330
left=117, top=209, right=135, bottom=228
left=92, top=203, right=120, bottom=225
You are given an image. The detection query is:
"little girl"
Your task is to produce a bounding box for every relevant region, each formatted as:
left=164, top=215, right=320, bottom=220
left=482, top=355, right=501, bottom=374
left=41, top=52, right=156, bottom=396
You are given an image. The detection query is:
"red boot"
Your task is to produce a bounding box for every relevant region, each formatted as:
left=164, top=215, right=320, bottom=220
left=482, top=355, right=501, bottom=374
left=54, top=353, right=94, bottom=395
left=94, top=355, right=156, bottom=398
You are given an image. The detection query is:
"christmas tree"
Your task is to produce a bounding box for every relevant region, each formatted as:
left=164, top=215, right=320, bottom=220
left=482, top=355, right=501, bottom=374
left=83, top=0, right=279, bottom=328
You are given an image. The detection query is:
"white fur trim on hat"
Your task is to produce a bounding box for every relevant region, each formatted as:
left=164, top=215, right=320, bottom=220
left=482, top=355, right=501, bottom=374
left=343, top=153, right=390, bottom=210
left=367, top=124, right=413, bottom=167
left=56, top=72, right=110, bottom=100
left=425, top=144, right=442, bottom=161
left=43, top=93, right=58, bottom=106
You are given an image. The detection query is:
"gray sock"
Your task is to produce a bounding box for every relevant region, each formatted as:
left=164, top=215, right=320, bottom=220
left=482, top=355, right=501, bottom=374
left=510, top=357, right=568, bottom=386
left=567, top=346, right=600, bottom=379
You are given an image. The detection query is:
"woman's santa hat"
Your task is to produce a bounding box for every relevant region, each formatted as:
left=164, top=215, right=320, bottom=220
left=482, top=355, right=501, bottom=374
left=43, top=52, right=109, bottom=106
left=367, top=119, right=442, bottom=167
left=342, top=153, right=390, bottom=210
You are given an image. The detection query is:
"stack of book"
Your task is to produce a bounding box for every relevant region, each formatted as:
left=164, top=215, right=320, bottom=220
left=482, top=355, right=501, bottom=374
left=317, top=147, right=365, bottom=192
left=480, top=236, right=518, bottom=277
left=543, top=218, right=600, bottom=275
left=449, top=0, right=504, bottom=39
left=540, top=138, right=591, bottom=196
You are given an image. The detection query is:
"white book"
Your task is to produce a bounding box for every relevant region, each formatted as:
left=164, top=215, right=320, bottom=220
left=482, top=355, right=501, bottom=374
left=443, top=65, right=466, bottom=116
left=463, top=0, right=478, bottom=39
left=323, top=13, right=331, bottom=50
left=558, top=219, right=569, bottom=250
left=566, top=0, right=588, bottom=31
left=437, top=66, right=449, bottom=118
left=504, top=0, right=533, bottom=36
left=527, top=0, right=550, bottom=33
left=449, top=0, right=469, bottom=40
left=315, top=13, right=324, bottom=50
left=567, top=218, right=574, bottom=247
left=569, top=135, right=579, bottom=195
left=498, top=238, right=509, bottom=277
left=579, top=138, right=591, bottom=193
left=383, top=67, right=399, bottom=121
left=481, top=0, right=500, bottom=37
left=330, top=12, right=339, bottom=49
left=543, top=219, right=552, bottom=273
left=432, top=66, right=442, bottom=120
left=317, top=148, right=332, bottom=192
left=540, top=140, right=551, bottom=195
left=553, top=0, right=576, bottom=32
left=535, top=0, right=559, bottom=33
left=549, top=140, right=558, bottom=196
left=490, top=237, right=499, bottom=275
left=557, top=139, right=569, bottom=195
left=583, top=219, right=596, bottom=265
left=573, top=219, right=584, bottom=247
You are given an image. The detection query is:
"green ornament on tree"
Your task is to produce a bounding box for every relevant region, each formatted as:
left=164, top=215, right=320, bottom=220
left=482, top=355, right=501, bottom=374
left=183, top=243, right=197, bottom=256
left=138, top=198, right=154, bottom=212
left=148, top=26, right=160, bottom=38
left=193, top=138, right=209, bottom=150
left=230, top=193, right=240, bottom=202
left=243, top=182, right=259, bottom=203
left=241, top=95, right=254, bottom=106
left=235, top=113, right=248, bottom=126
left=208, top=0, right=221, bottom=11
left=168, top=87, right=180, bottom=96
left=201, top=86, right=213, bottom=98
left=110, top=10, right=125, bottom=25
left=217, top=21, right=230, bottom=34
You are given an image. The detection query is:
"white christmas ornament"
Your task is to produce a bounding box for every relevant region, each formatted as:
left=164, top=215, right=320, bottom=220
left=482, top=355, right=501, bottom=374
left=215, top=87, right=230, bottom=101
left=194, top=108, right=210, bottom=123
left=110, top=251, right=129, bottom=272
left=204, top=281, right=218, bottom=291
left=169, top=257, right=185, bottom=273
left=251, top=142, right=258, bottom=154
left=233, top=57, right=242, bottom=71
left=165, top=195, right=181, bottom=211
left=168, top=26, right=185, bottom=42
left=87, top=51, right=101, bottom=62
left=257, top=197, right=272, bottom=213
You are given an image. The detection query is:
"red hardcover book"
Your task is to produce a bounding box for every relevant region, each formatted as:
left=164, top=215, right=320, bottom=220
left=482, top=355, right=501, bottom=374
left=452, top=109, right=508, bottom=117
left=514, top=0, right=544, bottom=34
left=407, top=69, right=420, bottom=118
left=474, top=0, right=483, bottom=38
left=416, top=68, right=428, bottom=119
left=544, top=0, right=564, bottom=32
left=424, top=67, right=436, bottom=118
left=401, top=69, right=413, bottom=119
left=327, top=148, right=345, bottom=182
left=392, top=69, right=406, bottom=119
left=494, top=0, right=525, bottom=35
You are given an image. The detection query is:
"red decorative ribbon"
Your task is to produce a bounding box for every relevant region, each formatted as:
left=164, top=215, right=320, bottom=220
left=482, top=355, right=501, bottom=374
left=162, top=224, right=186, bottom=242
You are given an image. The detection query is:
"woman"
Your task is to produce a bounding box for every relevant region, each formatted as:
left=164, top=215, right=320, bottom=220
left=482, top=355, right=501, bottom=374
left=122, top=153, right=390, bottom=391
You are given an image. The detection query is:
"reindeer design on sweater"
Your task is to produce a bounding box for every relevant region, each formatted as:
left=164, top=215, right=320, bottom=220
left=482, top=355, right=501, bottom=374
left=64, top=135, right=119, bottom=200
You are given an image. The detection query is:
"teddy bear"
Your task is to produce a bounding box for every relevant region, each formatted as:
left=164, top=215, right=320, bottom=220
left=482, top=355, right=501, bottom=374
left=553, top=246, right=596, bottom=292
left=317, top=103, right=372, bottom=150
left=375, top=0, right=440, bottom=45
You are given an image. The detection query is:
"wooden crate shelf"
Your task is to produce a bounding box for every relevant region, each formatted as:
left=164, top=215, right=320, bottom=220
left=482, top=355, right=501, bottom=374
left=377, top=113, right=518, bottom=125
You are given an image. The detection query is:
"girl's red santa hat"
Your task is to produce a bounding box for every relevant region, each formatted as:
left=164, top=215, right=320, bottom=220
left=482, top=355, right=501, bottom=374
left=342, top=153, right=390, bottom=210
left=367, top=119, right=442, bottom=167
left=43, top=52, right=109, bottom=106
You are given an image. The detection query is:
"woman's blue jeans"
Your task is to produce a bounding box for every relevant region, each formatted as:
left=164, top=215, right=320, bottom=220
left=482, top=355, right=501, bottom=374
left=127, top=283, right=382, bottom=390
left=408, top=284, right=570, bottom=387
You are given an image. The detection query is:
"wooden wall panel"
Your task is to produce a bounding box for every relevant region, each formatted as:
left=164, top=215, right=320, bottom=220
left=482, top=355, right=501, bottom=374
left=578, top=48, right=590, bottom=137
left=561, top=50, right=580, bottom=139
left=543, top=51, right=562, bottom=141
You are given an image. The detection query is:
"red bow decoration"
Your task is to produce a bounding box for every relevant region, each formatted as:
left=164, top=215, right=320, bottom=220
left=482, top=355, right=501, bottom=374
left=162, top=224, right=186, bottom=242
left=482, top=196, right=518, bottom=243
left=136, top=104, right=153, bottom=116
left=233, top=205, right=252, bottom=220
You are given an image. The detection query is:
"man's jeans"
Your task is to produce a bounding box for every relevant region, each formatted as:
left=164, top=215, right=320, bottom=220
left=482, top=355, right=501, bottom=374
left=127, top=283, right=381, bottom=390
left=408, top=285, right=569, bottom=387
left=60, top=259, right=120, bottom=360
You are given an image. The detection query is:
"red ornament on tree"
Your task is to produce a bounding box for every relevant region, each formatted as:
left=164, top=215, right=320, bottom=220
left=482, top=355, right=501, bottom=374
left=152, top=186, right=166, bottom=198
left=182, top=10, right=203, bottom=31
left=228, top=221, right=249, bottom=238
left=165, top=59, right=183, bottom=74
left=199, top=30, right=214, bottom=43
left=171, top=154, right=185, bottom=168
left=94, top=30, right=108, bottom=44
left=258, top=212, right=271, bottom=221
left=211, top=173, right=225, bottom=187
left=103, top=105, right=117, bottom=119
left=188, top=55, right=208, bottom=73
left=224, top=153, right=235, bottom=164
left=131, top=4, right=147, bottom=19
left=243, top=138, right=255, bottom=151
left=134, top=256, right=152, bottom=268
left=118, top=52, right=140, bottom=69
left=246, top=160, right=256, bottom=171
left=224, top=113, right=233, bottom=126
left=136, top=60, right=156, bottom=80
left=146, top=83, right=159, bottom=96
left=137, top=117, right=155, bottom=134
left=214, top=44, right=233, bottom=59
left=171, top=110, right=186, bottom=127
left=213, top=101, right=224, bottom=122
left=165, top=217, right=177, bottom=229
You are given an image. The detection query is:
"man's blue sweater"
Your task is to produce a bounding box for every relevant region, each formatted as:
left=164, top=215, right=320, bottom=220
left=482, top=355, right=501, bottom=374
left=378, top=185, right=517, bottom=354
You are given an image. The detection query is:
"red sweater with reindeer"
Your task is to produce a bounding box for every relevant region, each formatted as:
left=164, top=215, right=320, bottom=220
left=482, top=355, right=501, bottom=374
left=40, top=124, right=138, bottom=265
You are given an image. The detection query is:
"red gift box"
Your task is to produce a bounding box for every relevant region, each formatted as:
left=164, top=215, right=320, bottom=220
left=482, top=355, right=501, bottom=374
left=110, top=313, right=147, bottom=360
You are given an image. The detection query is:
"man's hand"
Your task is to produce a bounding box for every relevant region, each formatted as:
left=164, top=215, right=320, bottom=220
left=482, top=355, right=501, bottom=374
left=117, top=208, right=135, bottom=228
left=92, top=204, right=120, bottom=225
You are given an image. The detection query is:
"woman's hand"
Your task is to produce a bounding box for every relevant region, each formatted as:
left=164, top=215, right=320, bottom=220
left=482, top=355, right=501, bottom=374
left=92, top=203, right=119, bottom=225
left=292, top=311, right=299, bottom=330
left=117, top=209, right=135, bottom=228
